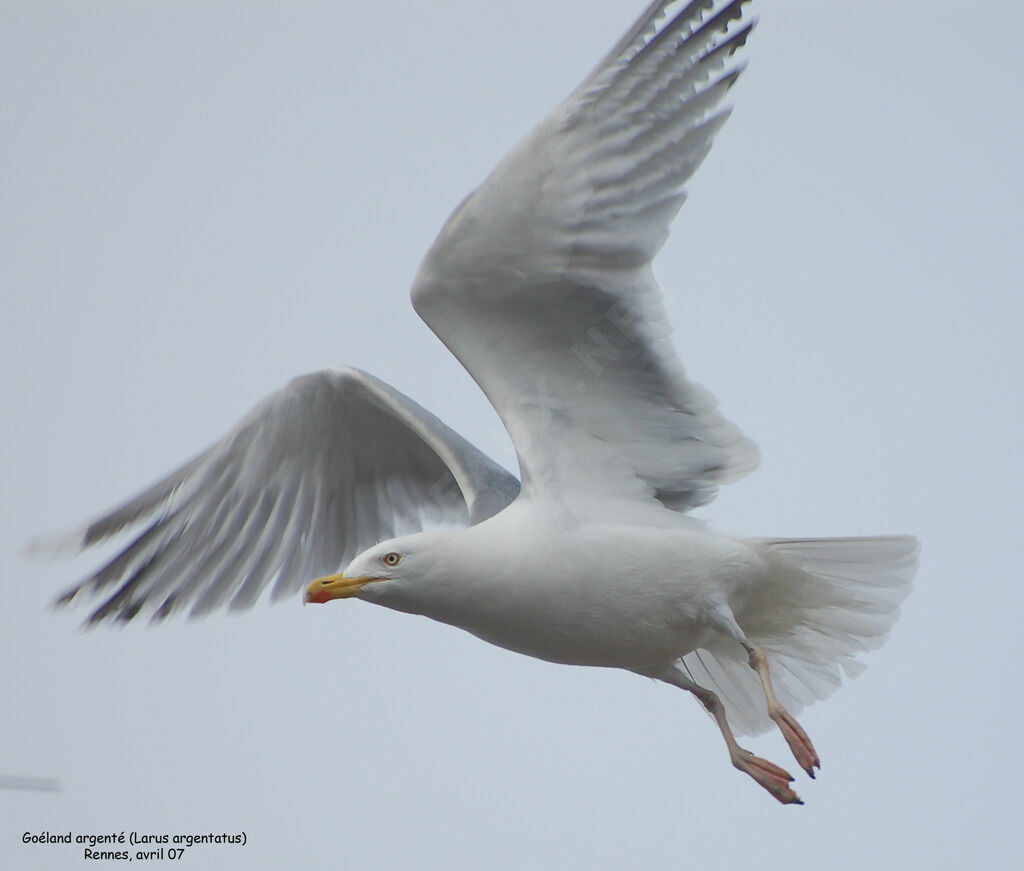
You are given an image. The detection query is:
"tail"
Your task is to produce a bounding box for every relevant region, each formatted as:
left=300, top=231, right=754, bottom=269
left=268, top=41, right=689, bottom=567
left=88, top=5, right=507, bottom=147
left=680, top=535, right=918, bottom=736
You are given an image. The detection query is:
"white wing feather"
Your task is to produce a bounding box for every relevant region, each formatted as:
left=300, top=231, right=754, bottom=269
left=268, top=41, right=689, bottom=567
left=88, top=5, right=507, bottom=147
left=50, top=368, right=518, bottom=624
left=412, top=0, right=758, bottom=510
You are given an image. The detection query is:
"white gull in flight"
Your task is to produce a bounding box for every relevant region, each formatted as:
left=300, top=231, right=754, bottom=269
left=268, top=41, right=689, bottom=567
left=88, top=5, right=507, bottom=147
left=49, top=0, right=917, bottom=805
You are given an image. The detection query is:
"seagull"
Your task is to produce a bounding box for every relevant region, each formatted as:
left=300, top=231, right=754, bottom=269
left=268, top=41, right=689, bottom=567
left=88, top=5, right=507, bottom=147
left=47, top=0, right=916, bottom=805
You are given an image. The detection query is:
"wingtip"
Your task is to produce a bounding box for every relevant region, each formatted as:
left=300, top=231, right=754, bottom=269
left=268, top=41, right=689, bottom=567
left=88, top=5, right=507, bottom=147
left=731, top=16, right=757, bottom=52
left=52, top=584, right=78, bottom=608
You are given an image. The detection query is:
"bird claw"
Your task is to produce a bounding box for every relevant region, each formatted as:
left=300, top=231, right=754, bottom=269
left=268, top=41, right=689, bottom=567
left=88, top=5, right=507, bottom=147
left=733, top=750, right=803, bottom=805
left=772, top=709, right=820, bottom=778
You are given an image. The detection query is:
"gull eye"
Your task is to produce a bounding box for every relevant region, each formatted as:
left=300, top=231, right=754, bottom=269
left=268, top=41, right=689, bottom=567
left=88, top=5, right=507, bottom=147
left=381, top=552, right=401, bottom=567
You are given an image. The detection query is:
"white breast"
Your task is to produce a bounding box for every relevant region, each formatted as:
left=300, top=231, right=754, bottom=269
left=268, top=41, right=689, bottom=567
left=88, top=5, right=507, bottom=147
left=376, top=500, right=764, bottom=670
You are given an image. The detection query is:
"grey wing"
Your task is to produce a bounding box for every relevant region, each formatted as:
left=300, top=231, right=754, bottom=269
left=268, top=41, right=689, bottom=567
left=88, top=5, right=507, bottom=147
left=49, top=367, right=519, bottom=625
left=411, top=0, right=757, bottom=511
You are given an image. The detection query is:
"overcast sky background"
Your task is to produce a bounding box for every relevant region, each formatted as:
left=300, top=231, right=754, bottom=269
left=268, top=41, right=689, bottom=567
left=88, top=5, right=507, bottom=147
left=3, top=1, right=1022, bottom=868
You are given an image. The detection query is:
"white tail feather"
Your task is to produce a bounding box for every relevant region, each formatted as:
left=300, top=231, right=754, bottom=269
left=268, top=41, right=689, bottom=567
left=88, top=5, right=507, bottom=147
left=681, top=535, right=918, bottom=736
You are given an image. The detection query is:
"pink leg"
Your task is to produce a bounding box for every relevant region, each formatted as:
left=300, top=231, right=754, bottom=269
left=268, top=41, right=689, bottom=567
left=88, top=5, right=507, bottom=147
left=635, top=666, right=804, bottom=805
left=744, top=642, right=821, bottom=778
left=691, top=683, right=805, bottom=805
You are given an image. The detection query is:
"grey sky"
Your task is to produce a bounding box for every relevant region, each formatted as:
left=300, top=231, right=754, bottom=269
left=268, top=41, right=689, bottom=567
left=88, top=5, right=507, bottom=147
left=3, top=1, right=1021, bottom=868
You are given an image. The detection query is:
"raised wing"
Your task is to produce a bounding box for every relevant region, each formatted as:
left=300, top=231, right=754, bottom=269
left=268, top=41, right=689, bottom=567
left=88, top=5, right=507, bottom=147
left=49, top=368, right=519, bottom=624
left=412, top=0, right=758, bottom=510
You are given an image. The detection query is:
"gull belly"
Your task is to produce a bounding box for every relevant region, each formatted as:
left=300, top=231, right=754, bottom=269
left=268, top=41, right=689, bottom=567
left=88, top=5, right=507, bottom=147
left=359, top=503, right=763, bottom=670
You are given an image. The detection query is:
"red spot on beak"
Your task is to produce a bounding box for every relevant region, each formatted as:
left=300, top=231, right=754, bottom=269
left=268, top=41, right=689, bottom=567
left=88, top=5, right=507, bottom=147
left=305, top=589, right=333, bottom=604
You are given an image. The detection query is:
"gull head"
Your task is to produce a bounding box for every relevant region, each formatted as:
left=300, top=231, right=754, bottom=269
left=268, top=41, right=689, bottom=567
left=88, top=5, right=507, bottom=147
left=304, top=533, right=439, bottom=606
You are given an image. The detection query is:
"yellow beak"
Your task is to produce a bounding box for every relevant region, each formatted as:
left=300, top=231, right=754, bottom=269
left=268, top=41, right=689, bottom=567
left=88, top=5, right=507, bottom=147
left=304, top=573, right=380, bottom=604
